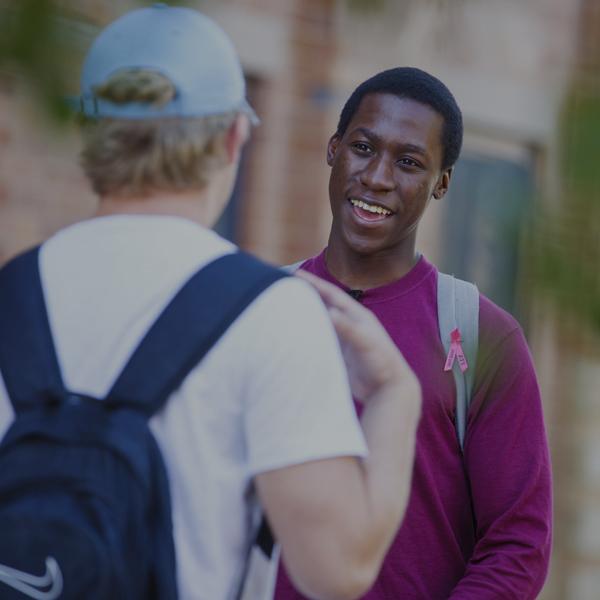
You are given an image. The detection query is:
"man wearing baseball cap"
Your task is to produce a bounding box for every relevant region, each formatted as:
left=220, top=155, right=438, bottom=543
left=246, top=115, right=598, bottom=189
left=0, top=5, right=420, bottom=599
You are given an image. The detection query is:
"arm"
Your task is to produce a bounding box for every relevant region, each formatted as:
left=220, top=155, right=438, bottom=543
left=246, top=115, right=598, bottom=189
left=255, top=272, right=421, bottom=600
left=448, top=327, right=552, bottom=599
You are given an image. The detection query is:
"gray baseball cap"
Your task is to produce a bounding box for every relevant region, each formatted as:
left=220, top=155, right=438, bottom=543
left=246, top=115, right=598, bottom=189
left=76, top=3, right=258, bottom=123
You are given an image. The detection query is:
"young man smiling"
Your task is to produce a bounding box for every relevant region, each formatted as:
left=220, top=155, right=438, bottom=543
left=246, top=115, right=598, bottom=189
left=275, top=67, right=552, bottom=599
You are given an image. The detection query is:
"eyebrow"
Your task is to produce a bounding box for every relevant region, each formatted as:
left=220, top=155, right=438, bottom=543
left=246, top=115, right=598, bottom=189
left=351, top=127, right=428, bottom=157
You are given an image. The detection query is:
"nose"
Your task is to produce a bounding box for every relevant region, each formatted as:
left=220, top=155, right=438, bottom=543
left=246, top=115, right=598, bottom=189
left=359, top=155, right=395, bottom=192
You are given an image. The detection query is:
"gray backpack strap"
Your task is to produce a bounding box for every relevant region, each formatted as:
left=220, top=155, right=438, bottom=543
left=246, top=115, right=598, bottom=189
left=282, top=260, right=305, bottom=274
left=437, top=272, right=479, bottom=452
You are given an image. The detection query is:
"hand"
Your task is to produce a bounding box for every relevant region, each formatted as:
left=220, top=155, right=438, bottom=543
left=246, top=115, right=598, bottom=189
left=296, top=271, right=417, bottom=404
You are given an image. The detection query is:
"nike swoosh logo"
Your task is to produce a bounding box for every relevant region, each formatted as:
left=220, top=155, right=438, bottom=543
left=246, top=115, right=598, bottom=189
left=0, top=557, right=63, bottom=600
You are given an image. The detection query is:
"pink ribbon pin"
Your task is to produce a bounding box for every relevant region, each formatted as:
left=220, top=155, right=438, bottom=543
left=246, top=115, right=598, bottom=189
left=444, top=327, right=468, bottom=373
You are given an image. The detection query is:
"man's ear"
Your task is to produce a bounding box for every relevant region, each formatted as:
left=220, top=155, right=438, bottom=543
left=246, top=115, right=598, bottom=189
left=326, top=134, right=340, bottom=166
left=433, top=167, right=453, bottom=200
left=224, top=114, right=250, bottom=164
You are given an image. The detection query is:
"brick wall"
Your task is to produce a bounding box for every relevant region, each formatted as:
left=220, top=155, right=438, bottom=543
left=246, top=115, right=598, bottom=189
left=224, top=0, right=338, bottom=264
left=0, top=80, right=96, bottom=264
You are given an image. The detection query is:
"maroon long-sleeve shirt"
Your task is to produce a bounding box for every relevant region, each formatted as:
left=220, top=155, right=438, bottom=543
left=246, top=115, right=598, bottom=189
left=275, top=252, right=552, bottom=600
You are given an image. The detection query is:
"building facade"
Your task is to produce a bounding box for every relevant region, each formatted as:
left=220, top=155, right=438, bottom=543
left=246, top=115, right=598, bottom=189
left=1, top=0, right=599, bottom=597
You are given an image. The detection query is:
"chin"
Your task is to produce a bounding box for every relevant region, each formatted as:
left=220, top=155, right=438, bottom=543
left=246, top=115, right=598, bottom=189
left=344, top=234, right=386, bottom=257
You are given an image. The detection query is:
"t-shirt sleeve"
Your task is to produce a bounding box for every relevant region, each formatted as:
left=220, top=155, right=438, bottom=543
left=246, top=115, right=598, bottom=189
left=238, top=276, right=367, bottom=476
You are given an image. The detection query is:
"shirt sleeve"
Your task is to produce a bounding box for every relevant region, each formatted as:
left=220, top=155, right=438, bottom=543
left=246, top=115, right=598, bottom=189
left=238, top=277, right=368, bottom=476
left=448, top=325, right=552, bottom=599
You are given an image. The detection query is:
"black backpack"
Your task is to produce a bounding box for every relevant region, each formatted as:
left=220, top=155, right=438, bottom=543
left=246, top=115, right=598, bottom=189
left=0, top=246, right=286, bottom=600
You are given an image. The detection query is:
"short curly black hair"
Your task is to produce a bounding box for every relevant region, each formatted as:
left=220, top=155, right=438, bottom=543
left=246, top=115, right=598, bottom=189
left=336, top=67, right=463, bottom=170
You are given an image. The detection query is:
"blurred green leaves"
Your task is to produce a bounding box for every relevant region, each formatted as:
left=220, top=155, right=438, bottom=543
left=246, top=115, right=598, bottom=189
left=0, top=0, right=74, bottom=121
left=529, top=88, right=600, bottom=334
left=0, top=0, right=153, bottom=122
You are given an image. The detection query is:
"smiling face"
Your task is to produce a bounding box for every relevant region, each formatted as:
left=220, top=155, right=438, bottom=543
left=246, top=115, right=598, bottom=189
left=327, top=93, right=451, bottom=265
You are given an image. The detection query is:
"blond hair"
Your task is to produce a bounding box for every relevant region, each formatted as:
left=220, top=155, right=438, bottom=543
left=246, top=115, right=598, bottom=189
left=80, top=69, right=237, bottom=197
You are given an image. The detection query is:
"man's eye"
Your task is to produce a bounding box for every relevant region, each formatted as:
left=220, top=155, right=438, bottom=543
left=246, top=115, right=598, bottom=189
left=352, top=142, right=372, bottom=154
left=398, top=157, right=419, bottom=167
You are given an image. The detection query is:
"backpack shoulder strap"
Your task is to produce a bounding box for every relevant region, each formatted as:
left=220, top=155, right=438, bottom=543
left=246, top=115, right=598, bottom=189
left=437, top=272, right=479, bottom=452
left=0, top=246, right=67, bottom=411
left=281, top=260, right=305, bottom=274
left=109, top=251, right=288, bottom=415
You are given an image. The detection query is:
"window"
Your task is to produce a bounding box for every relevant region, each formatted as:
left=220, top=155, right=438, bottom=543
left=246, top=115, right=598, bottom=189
left=440, top=151, right=535, bottom=319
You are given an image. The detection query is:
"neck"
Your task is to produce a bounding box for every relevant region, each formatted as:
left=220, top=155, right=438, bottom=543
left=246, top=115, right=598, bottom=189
left=95, top=186, right=222, bottom=228
left=325, top=238, right=419, bottom=290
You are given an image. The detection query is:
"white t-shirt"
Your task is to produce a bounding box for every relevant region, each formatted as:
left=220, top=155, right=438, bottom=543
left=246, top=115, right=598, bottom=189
left=0, top=215, right=367, bottom=600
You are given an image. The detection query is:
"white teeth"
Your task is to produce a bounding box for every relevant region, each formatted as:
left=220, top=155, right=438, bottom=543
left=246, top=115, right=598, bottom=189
left=350, top=198, right=391, bottom=216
